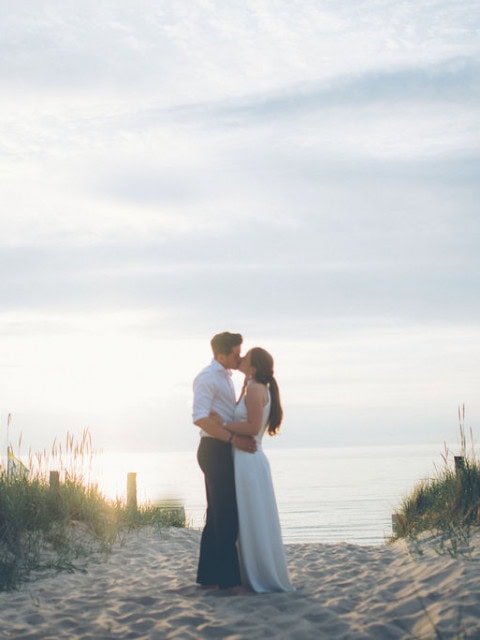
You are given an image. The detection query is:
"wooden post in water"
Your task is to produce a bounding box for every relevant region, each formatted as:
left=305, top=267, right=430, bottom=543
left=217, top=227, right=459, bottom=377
left=127, top=472, right=137, bottom=512
left=454, top=456, right=465, bottom=474
left=49, top=470, right=60, bottom=490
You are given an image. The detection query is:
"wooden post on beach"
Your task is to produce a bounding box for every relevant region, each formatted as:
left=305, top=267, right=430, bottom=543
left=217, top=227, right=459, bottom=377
left=49, top=470, right=60, bottom=490
left=127, top=472, right=137, bottom=512
left=391, top=513, right=400, bottom=536
left=454, top=456, right=465, bottom=475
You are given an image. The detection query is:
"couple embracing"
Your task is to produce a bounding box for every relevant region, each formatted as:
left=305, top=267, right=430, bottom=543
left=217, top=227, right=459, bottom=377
left=193, top=332, right=293, bottom=594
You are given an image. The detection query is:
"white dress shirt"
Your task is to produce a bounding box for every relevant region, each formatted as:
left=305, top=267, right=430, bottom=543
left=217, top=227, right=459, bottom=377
left=193, top=359, right=236, bottom=437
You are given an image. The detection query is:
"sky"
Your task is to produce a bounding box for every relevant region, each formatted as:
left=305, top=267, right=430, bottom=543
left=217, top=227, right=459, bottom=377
left=1, top=1, right=479, bottom=456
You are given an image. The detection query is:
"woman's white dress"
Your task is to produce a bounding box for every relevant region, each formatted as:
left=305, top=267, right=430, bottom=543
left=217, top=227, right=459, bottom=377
left=233, top=386, right=293, bottom=592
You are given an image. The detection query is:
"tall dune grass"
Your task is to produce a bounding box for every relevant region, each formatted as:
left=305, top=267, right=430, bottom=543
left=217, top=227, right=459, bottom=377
left=0, top=430, right=185, bottom=591
left=391, top=409, right=480, bottom=555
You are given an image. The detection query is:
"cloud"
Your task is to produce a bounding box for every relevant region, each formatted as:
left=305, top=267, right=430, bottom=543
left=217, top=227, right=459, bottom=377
left=1, top=1, right=478, bottom=101
left=166, top=57, right=480, bottom=124
left=1, top=211, right=478, bottom=337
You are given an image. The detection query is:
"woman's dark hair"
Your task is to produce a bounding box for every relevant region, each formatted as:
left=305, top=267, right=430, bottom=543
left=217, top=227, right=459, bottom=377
left=250, top=347, right=283, bottom=436
left=210, top=332, right=243, bottom=357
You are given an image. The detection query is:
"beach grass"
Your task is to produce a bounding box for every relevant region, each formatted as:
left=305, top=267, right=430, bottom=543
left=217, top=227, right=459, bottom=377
left=0, top=430, right=186, bottom=591
left=391, top=413, right=480, bottom=554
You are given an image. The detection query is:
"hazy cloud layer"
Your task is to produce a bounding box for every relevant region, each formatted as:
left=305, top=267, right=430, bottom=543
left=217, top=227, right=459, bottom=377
left=1, top=1, right=479, bottom=450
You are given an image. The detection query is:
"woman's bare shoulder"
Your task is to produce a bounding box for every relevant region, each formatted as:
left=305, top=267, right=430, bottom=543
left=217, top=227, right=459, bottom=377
left=246, top=381, right=268, bottom=403
left=246, top=380, right=265, bottom=392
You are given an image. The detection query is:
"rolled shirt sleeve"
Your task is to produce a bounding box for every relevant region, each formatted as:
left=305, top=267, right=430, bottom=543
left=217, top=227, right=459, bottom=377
left=192, top=372, right=216, bottom=422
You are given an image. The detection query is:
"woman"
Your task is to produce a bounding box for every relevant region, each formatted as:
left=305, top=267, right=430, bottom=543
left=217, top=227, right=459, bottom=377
left=216, top=347, right=293, bottom=593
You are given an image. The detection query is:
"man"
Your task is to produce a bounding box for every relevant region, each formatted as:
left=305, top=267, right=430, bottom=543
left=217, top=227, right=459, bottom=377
left=193, top=331, right=256, bottom=593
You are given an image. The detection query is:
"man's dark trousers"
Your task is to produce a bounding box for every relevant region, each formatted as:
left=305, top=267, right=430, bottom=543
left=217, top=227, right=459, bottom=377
left=196, top=438, right=241, bottom=589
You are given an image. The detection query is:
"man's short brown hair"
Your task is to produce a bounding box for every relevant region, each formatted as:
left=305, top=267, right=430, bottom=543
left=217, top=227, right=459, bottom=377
left=210, top=332, right=243, bottom=357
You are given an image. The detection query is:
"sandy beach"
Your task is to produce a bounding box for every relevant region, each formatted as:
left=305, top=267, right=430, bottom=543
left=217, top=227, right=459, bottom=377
left=1, top=527, right=479, bottom=639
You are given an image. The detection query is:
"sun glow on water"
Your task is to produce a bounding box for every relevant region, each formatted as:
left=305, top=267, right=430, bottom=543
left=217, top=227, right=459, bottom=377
left=89, top=450, right=202, bottom=512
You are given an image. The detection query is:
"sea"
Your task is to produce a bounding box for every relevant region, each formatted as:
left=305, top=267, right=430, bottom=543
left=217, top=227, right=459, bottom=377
left=86, top=443, right=453, bottom=546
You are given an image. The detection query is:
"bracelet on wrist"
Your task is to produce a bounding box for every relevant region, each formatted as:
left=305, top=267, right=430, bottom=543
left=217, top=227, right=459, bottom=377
left=228, top=432, right=234, bottom=444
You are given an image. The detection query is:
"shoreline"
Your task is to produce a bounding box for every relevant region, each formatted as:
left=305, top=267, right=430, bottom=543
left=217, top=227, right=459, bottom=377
left=1, top=527, right=479, bottom=639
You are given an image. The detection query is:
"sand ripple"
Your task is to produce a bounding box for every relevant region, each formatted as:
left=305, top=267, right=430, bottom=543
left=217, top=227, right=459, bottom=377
left=1, top=528, right=480, bottom=639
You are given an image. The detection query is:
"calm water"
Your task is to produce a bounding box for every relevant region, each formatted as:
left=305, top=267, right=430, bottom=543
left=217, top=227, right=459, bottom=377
left=87, top=443, right=451, bottom=545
